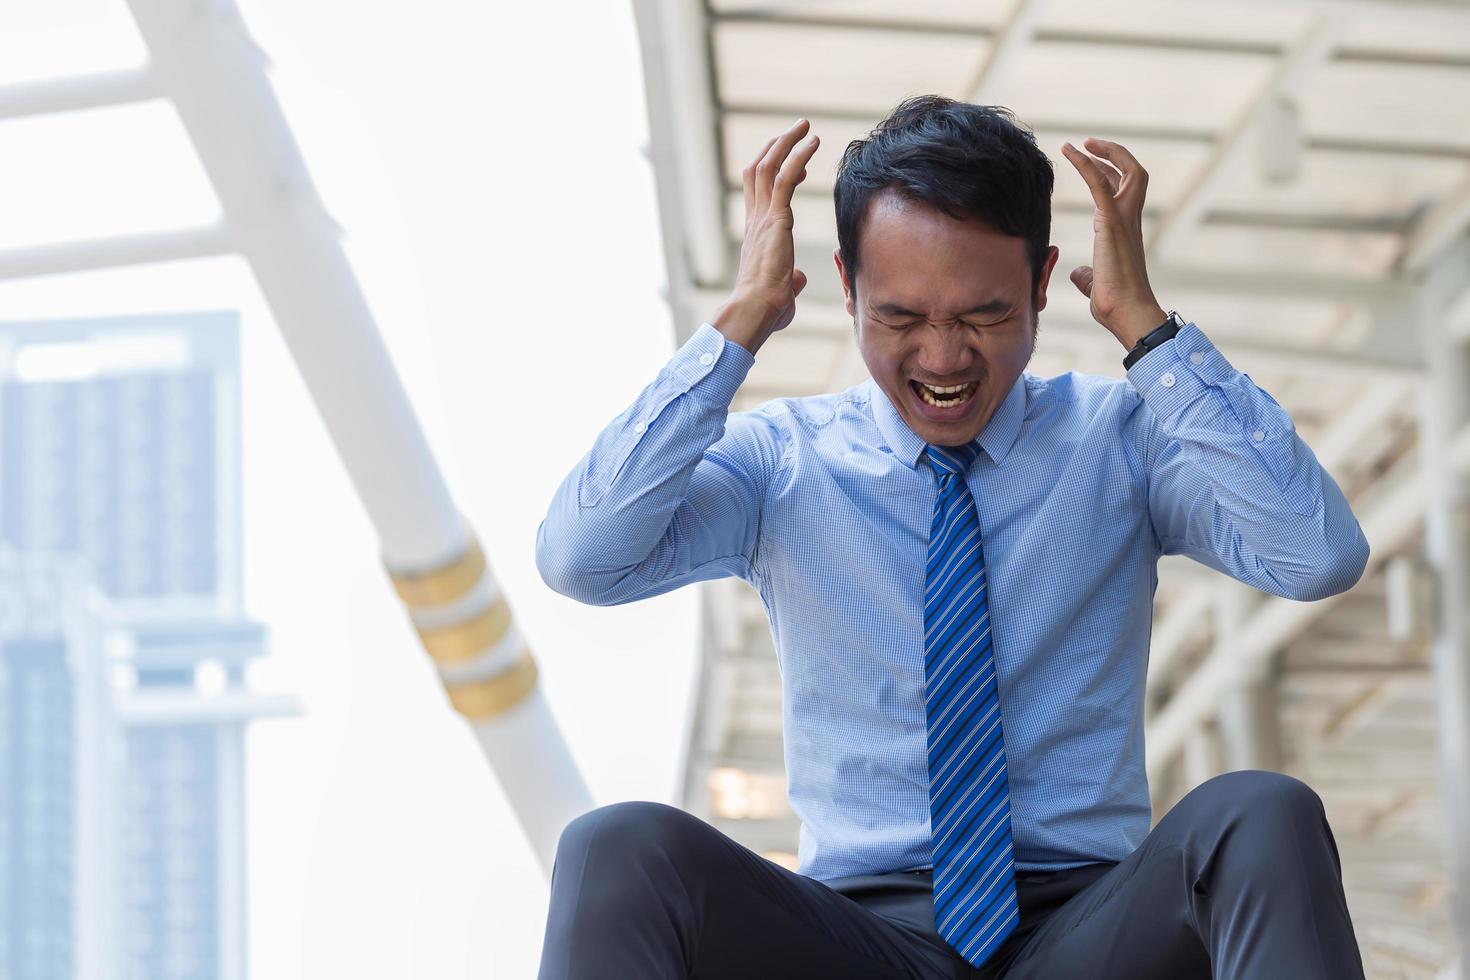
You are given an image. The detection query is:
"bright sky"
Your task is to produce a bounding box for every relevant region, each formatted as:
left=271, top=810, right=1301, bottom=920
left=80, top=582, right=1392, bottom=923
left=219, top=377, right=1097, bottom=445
left=0, top=2, right=693, bottom=977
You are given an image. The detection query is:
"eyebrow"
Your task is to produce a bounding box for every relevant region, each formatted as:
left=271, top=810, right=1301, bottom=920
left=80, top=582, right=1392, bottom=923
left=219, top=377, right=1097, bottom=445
left=873, top=299, right=1014, bottom=317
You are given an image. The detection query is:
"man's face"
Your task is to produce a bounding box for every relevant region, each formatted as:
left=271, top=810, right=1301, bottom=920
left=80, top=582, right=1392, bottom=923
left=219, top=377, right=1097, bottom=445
left=836, top=190, right=1059, bottom=448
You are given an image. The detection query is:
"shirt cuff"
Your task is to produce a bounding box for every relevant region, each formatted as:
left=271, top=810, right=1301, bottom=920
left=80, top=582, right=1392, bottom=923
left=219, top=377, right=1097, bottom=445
left=1124, top=320, right=1229, bottom=423
left=668, top=321, right=757, bottom=407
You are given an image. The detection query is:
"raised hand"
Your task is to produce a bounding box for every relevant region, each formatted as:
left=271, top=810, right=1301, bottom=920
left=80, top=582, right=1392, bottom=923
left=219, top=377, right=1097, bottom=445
left=1060, top=138, right=1167, bottom=348
left=712, top=118, right=822, bottom=354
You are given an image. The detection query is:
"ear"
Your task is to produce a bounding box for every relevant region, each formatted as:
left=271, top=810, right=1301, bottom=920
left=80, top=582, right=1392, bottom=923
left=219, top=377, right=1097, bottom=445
left=833, top=247, right=856, bottom=318
left=1034, top=245, right=1061, bottom=313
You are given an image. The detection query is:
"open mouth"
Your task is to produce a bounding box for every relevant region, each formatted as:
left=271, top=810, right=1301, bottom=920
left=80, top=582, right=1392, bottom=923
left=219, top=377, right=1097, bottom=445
left=910, top=379, right=979, bottom=411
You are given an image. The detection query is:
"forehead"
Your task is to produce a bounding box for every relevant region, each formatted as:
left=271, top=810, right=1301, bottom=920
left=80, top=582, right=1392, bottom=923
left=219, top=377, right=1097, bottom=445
left=856, top=190, right=1029, bottom=307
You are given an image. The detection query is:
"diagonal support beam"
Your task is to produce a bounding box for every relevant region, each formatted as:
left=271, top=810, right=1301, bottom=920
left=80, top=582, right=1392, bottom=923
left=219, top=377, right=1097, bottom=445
left=966, top=0, right=1046, bottom=103
left=1146, top=446, right=1429, bottom=775
left=1148, top=14, right=1339, bottom=258
left=123, top=0, right=593, bottom=876
left=1146, top=375, right=1410, bottom=692
left=1400, top=172, right=1470, bottom=274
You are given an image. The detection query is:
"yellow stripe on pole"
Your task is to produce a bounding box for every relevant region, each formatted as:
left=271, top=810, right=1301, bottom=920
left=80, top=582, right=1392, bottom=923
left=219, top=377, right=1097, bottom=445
left=415, top=595, right=513, bottom=663
left=387, top=537, right=487, bottom=608
left=444, top=648, right=540, bottom=720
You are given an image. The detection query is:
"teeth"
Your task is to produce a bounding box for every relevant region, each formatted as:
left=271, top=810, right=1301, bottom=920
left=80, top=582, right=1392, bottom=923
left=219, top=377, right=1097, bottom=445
left=916, top=381, right=976, bottom=408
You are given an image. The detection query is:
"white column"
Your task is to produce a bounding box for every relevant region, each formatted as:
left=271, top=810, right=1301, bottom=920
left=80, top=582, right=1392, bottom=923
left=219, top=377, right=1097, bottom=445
left=1418, top=243, right=1470, bottom=977
left=1183, top=722, right=1225, bottom=790
left=1215, top=581, right=1281, bottom=772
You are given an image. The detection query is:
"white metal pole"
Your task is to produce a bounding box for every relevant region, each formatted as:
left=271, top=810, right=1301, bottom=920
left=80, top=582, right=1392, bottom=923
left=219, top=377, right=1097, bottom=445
left=1214, top=581, right=1280, bottom=772
left=1418, top=244, right=1470, bottom=977
left=121, top=0, right=593, bottom=874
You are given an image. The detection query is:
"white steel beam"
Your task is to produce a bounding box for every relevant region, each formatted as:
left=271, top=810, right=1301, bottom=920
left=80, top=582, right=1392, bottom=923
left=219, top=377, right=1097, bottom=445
left=1400, top=172, right=1470, bottom=274
left=633, top=0, right=729, bottom=311
left=1214, top=583, right=1284, bottom=771
left=1417, top=247, right=1470, bottom=978
left=1146, top=444, right=1429, bottom=775
left=1184, top=722, right=1226, bottom=786
left=967, top=0, right=1046, bottom=103
left=1145, top=586, right=1213, bottom=690
left=0, top=68, right=159, bottom=120
left=1148, top=14, right=1339, bottom=258
left=1146, top=376, right=1410, bottom=691
left=0, top=225, right=233, bottom=281
left=122, top=0, right=592, bottom=875
left=113, top=690, right=302, bottom=725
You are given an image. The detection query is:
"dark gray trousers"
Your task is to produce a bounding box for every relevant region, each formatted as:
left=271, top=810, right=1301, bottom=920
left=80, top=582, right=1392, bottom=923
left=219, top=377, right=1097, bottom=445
left=536, top=769, right=1366, bottom=978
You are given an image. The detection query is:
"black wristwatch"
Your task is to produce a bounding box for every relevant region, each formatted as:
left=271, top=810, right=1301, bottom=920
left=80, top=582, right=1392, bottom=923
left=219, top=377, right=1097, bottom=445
left=1122, top=310, right=1184, bottom=370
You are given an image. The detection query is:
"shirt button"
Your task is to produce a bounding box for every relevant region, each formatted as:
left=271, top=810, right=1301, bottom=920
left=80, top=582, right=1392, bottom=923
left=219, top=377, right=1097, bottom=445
left=699, top=352, right=715, bottom=365
left=634, top=421, right=647, bottom=433
left=1253, top=429, right=1265, bottom=442
left=1189, top=352, right=1204, bottom=365
left=1160, top=372, right=1176, bottom=388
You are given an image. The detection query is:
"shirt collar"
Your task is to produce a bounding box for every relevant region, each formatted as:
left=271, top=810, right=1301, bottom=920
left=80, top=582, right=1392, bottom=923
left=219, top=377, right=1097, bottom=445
left=870, top=372, right=1028, bottom=470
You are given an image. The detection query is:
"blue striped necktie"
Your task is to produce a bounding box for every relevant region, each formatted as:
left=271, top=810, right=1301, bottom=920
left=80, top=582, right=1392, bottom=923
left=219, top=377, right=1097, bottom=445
left=922, top=441, right=1019, bottom=968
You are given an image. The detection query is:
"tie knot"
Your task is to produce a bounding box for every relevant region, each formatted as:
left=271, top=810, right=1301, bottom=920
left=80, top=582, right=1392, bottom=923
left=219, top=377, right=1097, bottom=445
left=926, top=441, right=980, bottom=478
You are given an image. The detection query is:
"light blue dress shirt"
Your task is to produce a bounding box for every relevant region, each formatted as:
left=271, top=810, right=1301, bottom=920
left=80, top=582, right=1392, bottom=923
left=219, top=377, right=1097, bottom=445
left=536, top=319, right=1369, bottom=880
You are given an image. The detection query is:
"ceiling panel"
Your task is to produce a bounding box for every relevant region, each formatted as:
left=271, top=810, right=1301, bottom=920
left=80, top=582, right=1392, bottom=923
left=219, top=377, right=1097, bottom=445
left=1339, top=6, right=1470, bottom=60
left=986, top=41, right=1276, bottom=135
left=1182, top=223, right=1404, bottom=278
left=1303, top=61, right=1470, bottom=151
left=710, top=0, right=1015, bottom=30
left=714, top=21, right=991, bottom=114
left=1040, top=0, right=1313, bottom=47
left=1212, top=149, right=1470, bottom=222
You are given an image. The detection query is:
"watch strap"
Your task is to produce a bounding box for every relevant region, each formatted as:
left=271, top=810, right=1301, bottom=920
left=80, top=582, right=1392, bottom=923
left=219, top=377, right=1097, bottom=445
left=1122, top=311, right=1182, bottom=370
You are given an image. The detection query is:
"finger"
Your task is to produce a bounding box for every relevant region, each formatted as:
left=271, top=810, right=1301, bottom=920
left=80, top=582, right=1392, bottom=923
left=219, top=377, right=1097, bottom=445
left=1083, top=137, right=1148, bottom=206
left=1069, top=265, right=1093, bottom=298
left=1061, top=142, right=1115, bottom=213
left=744, top=134, right=779, bottom=215
left=1092, top=155, right=1122, bottom=194
left=755, top=118, right=811, bottom=212
left=792, top=268, right=808, bottom=297
left=1083, top=137, right=1146, bottom=185
left=772, top=134, right=820, bottom=211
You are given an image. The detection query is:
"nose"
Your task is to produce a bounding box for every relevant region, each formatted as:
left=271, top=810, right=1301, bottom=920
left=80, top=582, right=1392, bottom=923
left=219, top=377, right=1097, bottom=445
left=917, top=322, right=977, bottom=379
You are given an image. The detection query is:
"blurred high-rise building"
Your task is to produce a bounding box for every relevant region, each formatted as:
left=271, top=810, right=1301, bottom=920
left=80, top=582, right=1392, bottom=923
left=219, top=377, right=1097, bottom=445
left=0, top=312, right=296, bottom=980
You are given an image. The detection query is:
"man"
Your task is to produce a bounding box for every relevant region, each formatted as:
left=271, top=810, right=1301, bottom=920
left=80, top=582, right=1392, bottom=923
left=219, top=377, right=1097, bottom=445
left=534, top=96, right=1370, bottom=978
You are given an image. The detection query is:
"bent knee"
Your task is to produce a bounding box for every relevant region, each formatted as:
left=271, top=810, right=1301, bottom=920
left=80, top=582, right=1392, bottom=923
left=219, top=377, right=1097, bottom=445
left=1192, top=769, right=1324, bottom=820
left=555, top=800, right=709, bottom=865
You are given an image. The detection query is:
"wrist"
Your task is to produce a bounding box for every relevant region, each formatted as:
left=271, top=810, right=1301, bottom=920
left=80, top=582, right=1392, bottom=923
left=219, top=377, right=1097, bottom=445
left=711, top=294, right=778, bottom=354
left=1112, top=302, right=1169, bottom=349
left=1122, top=310, right=1184, bottom=371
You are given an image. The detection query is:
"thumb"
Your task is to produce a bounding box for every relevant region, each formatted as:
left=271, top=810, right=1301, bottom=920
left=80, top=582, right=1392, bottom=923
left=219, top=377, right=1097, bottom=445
left=792, top=268, right=808, bottom=297
left=1069, top=265, right=1093, bottom=298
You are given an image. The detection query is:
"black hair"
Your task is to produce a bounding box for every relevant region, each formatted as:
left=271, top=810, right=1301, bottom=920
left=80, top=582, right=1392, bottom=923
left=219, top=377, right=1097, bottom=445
left=834, top=95, right=1054, bottom=294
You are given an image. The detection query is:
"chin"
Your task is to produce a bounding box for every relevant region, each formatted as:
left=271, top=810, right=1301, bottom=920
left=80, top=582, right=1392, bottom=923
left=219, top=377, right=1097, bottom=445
left=922, top=421, right=985, bottom=445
